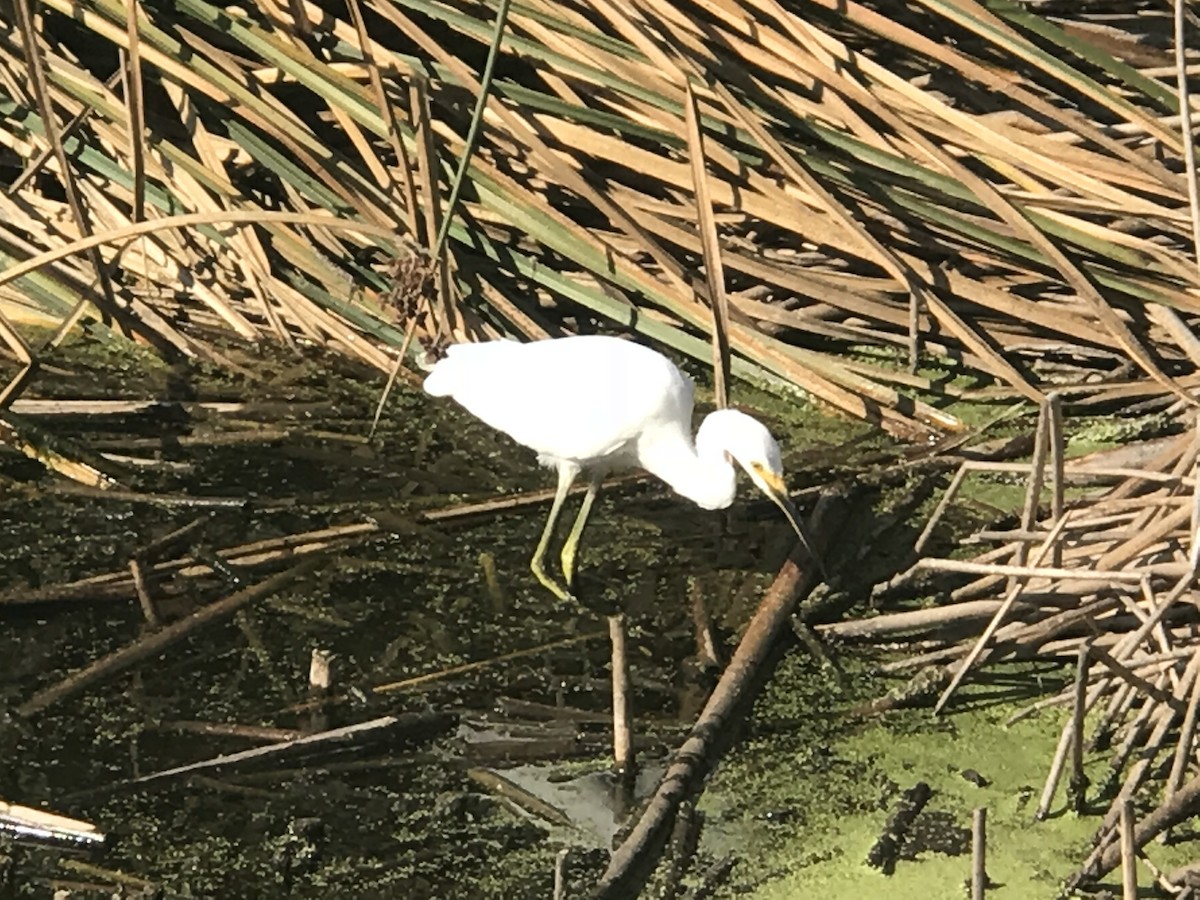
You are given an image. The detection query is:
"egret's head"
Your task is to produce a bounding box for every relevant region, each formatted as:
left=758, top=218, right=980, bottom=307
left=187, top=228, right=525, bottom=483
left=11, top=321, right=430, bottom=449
left=697, top=408, right=783, bottom=490
left=698, top=408, right=825, bottom=577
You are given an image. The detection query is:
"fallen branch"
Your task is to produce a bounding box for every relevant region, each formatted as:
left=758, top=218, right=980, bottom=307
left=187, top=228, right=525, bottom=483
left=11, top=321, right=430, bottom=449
left=17, top=558, right=322, bottom=716
left=590, top=486, right=850, bottom=899
left=1070, top=770, right=1200, bottom=890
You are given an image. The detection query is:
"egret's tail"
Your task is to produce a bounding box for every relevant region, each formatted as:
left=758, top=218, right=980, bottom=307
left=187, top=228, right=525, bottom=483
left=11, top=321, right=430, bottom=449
left=422, top=339, right=519, bottom=397
left=412, top=343, right=439, bottom=374
left=421, top=357, right=457, bottom=397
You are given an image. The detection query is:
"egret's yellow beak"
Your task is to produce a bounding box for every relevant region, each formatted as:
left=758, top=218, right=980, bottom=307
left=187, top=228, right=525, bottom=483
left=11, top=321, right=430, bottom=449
left=751, top=466, right=827, bottom=580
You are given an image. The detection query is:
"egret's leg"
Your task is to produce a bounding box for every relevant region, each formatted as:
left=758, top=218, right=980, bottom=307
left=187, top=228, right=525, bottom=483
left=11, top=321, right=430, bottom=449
left=530, top=463, right=579, bottom=602
left=560, top=476, right=602, bottom=587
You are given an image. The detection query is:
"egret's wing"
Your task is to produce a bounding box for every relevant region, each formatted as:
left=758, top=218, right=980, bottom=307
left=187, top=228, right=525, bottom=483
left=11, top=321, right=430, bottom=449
left=424, top=336, right=692, bottom=463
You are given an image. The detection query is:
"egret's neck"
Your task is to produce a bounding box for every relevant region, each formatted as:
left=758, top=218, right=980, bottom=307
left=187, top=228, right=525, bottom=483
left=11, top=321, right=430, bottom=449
left=636, top=414, right=737, bottom=511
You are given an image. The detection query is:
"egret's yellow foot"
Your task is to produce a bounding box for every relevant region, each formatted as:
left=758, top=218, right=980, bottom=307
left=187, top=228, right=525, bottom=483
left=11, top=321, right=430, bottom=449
left=528, top=463, right=580, bottom=602
left=531, top=557, right=576, bottom=603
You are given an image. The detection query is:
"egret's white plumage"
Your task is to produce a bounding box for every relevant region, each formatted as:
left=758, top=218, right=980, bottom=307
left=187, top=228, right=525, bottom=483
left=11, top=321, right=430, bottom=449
left=424, top=335, right=822, bottom=599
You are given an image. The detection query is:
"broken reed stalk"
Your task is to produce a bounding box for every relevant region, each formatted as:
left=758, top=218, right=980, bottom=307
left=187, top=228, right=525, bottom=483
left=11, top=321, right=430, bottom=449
left=1012, top=397, right=1052, bottom=579
left=913, top=463, right=970, bottom=554
left=152, top=721, right=300, bottom=743
left=1089, top=644, right=1180, bottom=710
left=915, top=559, right=1150, bottom=584
left=972, top=807, right=987, bottom=900
left=1047, top=392, right=1065, bottom=567
left=17, top=558, right=321, bottom=717
left=1008, top=586, right=1188, bottom=734
left=819, top=598, right=1040, bottom=642
left=1101, top=687, right=1162, bottom=798
left=1036, top=677, right=1107, bottom=821
left=689, top=578, right=720, bottom=669
left=553, top=848, right=570, bottom=900
left=365, top=630, right=608, bottom=699
left=591, top=488, right=847, bottom=899
left=308, top=647, right=334, bottom=733
left=0, top=799, right=105, bottom=848
left=911, top=452, right=1162, bottom=562
left=6, top=481, right=657, bottom=608
left=1121, top=798, right=1138, bottom=900
left=609, top=613, right=635, bottom=776
left=407, top=76, right=451, bottom=338
left=467, top=768, right=573, bottom=828
left=1092, top=671, right=1192, bottom=847
left=1069, top=640, right=1093, bottom=814
left=1, top=522, right=377, bottom=606
left=1090, top=680, right=1136, bottom=752
left=135, top=515, right=210, bottom=561
left=932, top=514, right=1070, bottom=714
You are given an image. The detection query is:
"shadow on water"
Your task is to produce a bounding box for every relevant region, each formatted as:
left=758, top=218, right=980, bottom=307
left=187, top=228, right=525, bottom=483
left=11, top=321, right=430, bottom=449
left=0, top=335, right=877, bottom=897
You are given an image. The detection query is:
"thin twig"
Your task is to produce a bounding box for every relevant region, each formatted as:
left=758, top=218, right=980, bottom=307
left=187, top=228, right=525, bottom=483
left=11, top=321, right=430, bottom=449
left=128, top=558, right=158, bottom=627
left=1013, top=398, right=1051, bottom=581
left=100, top=711, right=457, bottom=794
left=368, top=631, right=607, bottom=697
left=914, top=463, right=970, bottom=554
left=684, top=80, right=731, bottom=409
left=915, top=559, right=1151, bottom=584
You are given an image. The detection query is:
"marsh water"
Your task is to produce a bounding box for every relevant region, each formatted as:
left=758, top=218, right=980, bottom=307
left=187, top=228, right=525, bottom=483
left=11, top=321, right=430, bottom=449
left=0, top=334, right=1188, bottom=897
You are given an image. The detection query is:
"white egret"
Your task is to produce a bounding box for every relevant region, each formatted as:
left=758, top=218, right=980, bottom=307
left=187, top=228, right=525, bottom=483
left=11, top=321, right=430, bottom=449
left=423, top=335, right=824, bottom=600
